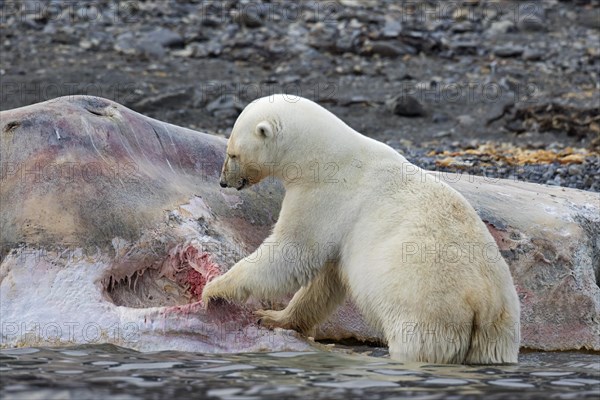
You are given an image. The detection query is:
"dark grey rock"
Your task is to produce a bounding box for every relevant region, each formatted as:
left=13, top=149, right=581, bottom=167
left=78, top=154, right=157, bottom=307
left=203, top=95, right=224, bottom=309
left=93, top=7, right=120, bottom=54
left=42, top=23, right=57, bottom=35
left=234, top=9, right=263, bottom=28
left=568, top=164, right=583, bottom=176
left=206, top=95, right=244, bottom=118
left=137, top=39, right=166, bottom=58
left=308, top=23, right=337, bottom=51
left=517, top=4, right=546, bottom=32
left=201, top=16, right=222, bottom=28
left=188, top=43, right=210, bottom=58
left=114, top=32, right=138, bottom=55
left=487, top=20, right=515, bottom=36
left=143, top=28, right=184, bottom=49
left=522, top=47, right=545, bottom=61
left=433, top=130, right=452, bottom=138
left=134, top=88, right=194, bottom=112
left=76, top=5, right=100, bottom=22
left=206, top=41, right=223, bottom=57
left=494, top=45, right=524, bottom=58
left=52, top=29, right=78, bottom=45
left=450, top=41, right=479, bottom=55
left=367, top=41, right=415, bottom=57
left=506, top=120, right=526, bottom=133
left=381, top=18, right=402, bottom=38
left=578, top=9, right=600, bottom=30
left=369, top=41, right=402, bottom=57
left=456, top=115, right=475, bottom=126
left=451, top=22, right=474, bottom=33
left=386, top=95, right=426, bottom=117
left=432, top=113, right=451, bottom=124
left=335, top=31, right=360, bottom=54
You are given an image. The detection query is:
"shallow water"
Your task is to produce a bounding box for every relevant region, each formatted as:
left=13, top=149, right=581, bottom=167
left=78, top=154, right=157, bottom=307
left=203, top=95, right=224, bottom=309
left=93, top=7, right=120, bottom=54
left=1, top=345, right=598, bottom=399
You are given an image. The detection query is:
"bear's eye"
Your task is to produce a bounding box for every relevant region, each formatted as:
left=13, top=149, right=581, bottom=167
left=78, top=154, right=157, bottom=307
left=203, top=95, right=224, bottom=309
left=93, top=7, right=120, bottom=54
left=228, top=154, right=237, bottom=159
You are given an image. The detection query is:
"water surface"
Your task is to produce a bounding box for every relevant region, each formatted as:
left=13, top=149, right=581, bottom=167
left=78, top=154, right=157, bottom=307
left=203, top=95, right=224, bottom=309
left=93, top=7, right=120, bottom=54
left=1, top=345, right=598, bottom=399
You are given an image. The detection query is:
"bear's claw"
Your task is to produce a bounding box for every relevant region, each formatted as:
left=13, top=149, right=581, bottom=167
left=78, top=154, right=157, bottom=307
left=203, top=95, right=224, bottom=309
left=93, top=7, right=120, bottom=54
left=254, top=309, right=291, bottom=330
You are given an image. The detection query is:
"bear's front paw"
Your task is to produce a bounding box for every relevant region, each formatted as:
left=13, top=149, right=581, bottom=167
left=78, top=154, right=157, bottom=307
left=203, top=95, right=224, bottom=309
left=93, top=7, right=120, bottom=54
left=255, top=309, right=293, bottom=330
left=202, top=275, right=249, bottom=308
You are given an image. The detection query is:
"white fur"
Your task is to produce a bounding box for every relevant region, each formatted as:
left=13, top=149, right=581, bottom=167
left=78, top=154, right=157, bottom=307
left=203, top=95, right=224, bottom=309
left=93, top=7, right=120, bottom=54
left=202, top=94, right=520, bottom=364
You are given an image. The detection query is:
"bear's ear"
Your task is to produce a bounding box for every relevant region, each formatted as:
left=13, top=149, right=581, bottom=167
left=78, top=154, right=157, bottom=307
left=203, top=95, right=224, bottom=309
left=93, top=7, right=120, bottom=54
left=255, top=121, right=273, bottom=139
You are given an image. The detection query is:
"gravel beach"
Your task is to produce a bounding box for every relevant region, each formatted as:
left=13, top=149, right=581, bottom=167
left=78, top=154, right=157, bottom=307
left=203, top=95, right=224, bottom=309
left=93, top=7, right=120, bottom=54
left=1, top=0, right=598, bottom=191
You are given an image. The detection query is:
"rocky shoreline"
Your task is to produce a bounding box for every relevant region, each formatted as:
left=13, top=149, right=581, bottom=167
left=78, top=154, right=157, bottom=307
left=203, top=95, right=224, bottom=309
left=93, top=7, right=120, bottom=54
left=1, top=0, right=599, bottom=191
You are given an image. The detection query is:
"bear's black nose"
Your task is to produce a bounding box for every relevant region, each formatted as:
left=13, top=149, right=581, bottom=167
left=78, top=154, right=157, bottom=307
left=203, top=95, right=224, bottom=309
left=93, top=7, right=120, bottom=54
left=219, top=181, right=228, bottom=188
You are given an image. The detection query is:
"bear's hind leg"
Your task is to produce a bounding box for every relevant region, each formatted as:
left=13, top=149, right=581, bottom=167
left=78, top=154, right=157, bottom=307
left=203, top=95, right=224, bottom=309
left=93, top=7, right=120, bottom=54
left=256, top=262, right=346, bottom=334
left=464, top=309, right=520, bottom=364
left=387, top=319, right=473, bottom=364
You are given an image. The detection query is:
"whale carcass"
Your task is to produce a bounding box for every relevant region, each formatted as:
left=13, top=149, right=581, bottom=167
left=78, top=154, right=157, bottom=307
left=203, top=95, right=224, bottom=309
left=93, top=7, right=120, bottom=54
left=1, top=96, right=598, bottom=352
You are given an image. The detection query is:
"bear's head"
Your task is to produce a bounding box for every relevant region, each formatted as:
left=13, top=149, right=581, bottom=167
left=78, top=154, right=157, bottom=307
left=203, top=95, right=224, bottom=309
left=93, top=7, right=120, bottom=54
left=219, top=95, right=290, bottom=190
left=219, top=94, right=342, bottom=190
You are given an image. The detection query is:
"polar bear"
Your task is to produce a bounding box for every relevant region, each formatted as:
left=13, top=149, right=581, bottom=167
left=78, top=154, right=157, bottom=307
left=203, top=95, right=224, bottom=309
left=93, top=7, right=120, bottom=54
left=202, top=94, right=520, bottom=364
